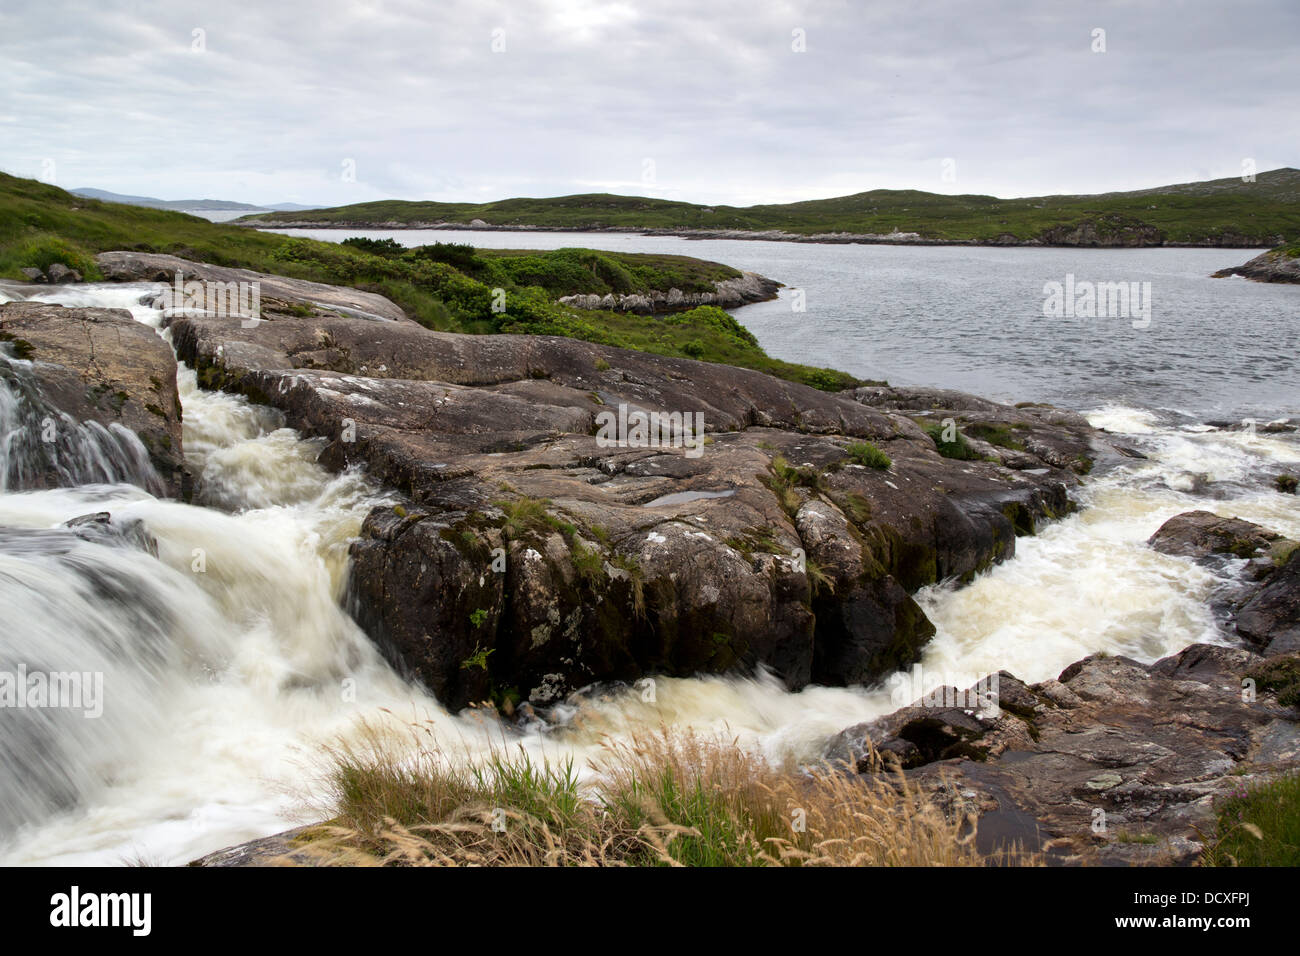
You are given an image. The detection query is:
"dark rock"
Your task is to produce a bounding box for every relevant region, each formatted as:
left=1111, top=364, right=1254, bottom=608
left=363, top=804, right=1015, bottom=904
left=62, top=510, right=159, bottom=557
left=19, top=267, right=45, bottom=283
left=828, top=643, right=1300, bottom=864
left=1212, top=248, right=1300, bottom=284
left=1237, top=549, right=1300, bottom=656
left=1147, top=510, right=1282, bottom=561
left=45, top=263, right=81, bottom=284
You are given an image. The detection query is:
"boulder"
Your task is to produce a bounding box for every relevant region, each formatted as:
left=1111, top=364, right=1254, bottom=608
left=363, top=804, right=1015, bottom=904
left=1147, top=511, right=1299, bottom=654
left=1147, top=510, right=1281, bottom=561
left=45, top=263, right=81, bottom=284
left=0, top=302, right=187, bottom=497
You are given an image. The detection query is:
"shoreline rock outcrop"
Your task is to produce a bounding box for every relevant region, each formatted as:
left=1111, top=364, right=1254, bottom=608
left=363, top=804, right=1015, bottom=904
left=1212, top=247, right=1300, bottom=283
left=557, top=271, right=780, bottom=313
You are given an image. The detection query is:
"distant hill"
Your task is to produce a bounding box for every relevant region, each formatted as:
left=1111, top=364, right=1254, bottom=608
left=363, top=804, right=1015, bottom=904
left=238, top=168, right=1300, bottom=247
left=71, top=188, right=320, bottom=214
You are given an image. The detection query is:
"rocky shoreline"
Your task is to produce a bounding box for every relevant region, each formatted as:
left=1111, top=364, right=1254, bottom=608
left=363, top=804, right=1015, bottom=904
left=558, top=270, right=781, bottom=313
left=241, top=218, right=1280, bottom=249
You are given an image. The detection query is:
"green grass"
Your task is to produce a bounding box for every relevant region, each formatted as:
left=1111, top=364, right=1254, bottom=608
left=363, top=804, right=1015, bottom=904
left=1204, top=774, right=1300, bottom=866
left=963, top=422, right=1026, bottom=451
left=0, top=172, right=859, bottom=392
left=241, top=168, right=1300, bottom=245
left=924, top=423, right=981, bottom=460
left=845, top=441, right=892, bottom=470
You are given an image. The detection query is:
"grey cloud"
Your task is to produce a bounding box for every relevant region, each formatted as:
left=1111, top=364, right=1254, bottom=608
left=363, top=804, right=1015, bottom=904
left=0, top=0, right=1294, bottom=205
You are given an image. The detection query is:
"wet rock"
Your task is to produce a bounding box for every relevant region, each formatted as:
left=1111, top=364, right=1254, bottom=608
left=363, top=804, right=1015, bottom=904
left=19, top=267, right=45, bottom=283
left=1147, top=510, right=1281, bottom=561
left=1237, top=550, right=1300, bottom=656
left=163, top=263, right=1099, bottom=711
left=61, top=510, right=160, bottom=557
left=0, top=302, right=187, bottom=497
left=1147, top=512, right=1299, bottom=655
left=828, top=644, right=1299, bottom=864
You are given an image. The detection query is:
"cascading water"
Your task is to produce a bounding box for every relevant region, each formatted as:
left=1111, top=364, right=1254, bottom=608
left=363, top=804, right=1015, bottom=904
left=0, top=281, right=1296, bottom=866
left=0, top=350, right=164, bottom=495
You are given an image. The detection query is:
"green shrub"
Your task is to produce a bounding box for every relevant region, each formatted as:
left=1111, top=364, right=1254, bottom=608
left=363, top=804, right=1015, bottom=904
left=924, top=423, right=979, bottom=460
left=845, top=441, right=891, bottom=470
left=341, top=236, right=406, bottom=258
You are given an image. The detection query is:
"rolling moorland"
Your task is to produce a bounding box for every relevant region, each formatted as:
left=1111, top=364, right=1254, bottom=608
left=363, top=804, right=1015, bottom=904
left=0, top=173, right=860, bottom=391
left=237, top=168, right=1300, bottom=247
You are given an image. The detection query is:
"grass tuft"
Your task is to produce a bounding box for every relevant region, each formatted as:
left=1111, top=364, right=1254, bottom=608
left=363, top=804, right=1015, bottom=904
left=298, top=724, right=1035, bottom=867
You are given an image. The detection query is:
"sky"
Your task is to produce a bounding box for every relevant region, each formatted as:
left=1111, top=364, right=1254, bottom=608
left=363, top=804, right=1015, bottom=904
left=1, top=0, right=1296, bottom=208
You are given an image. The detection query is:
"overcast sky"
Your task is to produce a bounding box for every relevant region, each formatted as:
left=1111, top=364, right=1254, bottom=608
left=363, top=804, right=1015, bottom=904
left=1, top=0, right=1295, bottom=207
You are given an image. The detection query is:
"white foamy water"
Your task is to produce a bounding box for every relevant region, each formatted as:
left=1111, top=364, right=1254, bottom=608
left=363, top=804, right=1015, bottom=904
left=0, top=281, right=1296, bottom=865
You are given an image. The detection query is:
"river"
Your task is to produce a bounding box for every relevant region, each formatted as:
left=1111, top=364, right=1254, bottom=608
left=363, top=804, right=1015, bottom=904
left=0, top=234, right=1296, bottom=865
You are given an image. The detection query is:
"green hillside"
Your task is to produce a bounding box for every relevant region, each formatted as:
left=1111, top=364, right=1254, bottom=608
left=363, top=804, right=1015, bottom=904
left=239, top=169, right=1300, bottom=245
left=0, top=173, right=858, bottom=391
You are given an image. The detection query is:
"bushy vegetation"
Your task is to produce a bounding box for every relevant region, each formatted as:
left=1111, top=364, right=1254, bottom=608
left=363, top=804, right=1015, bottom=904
left=845, top=441, right=892, bottom=470
left=1203, top=773, right=1300, bottom=867
left=924, top=423, right=980, bottom=460
left=1247, top=654, right=1300, bottom=708
left=0, top=172, right=858, bottom=391
left=242, top=168, right=1300, bottom=244
left=300, top=724, right=1029, bottom=867
left=7, top=234, right=102, bottom=279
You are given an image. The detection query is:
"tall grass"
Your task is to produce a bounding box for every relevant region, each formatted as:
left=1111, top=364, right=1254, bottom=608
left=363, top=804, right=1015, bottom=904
left=293, top=723, right=1032, bottom=867
left=1203, top=773, right=1300, bottom=867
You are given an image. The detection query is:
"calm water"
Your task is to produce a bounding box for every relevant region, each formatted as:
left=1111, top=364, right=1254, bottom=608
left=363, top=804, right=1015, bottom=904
left=269, top=228, right=1298, bottom=423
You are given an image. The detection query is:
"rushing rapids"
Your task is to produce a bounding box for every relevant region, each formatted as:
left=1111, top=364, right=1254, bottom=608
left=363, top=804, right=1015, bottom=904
left=0, top=281, right=1296, bottom=865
